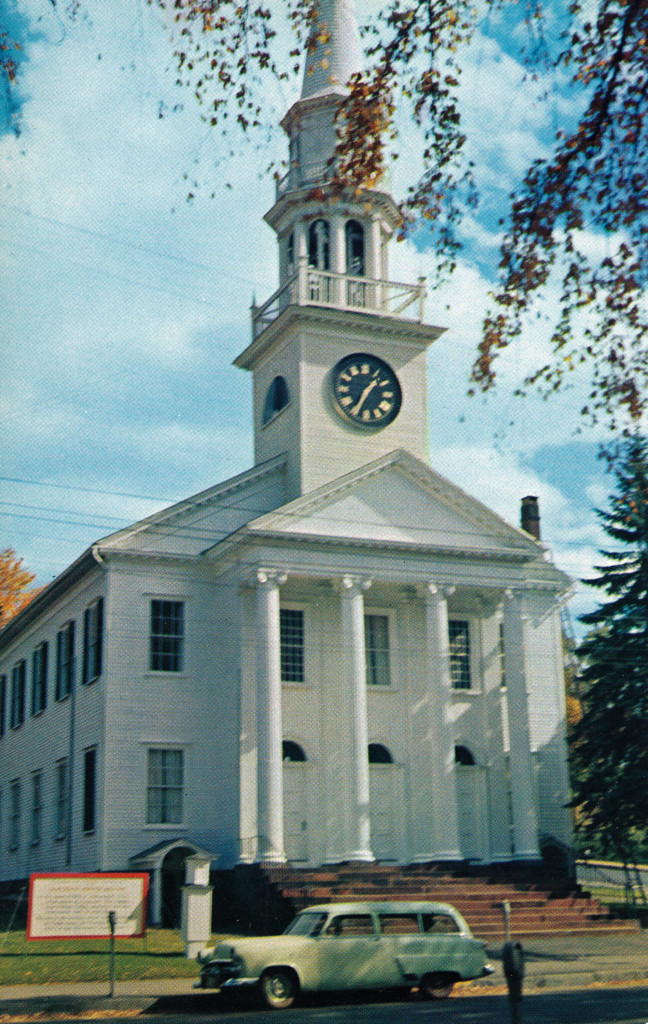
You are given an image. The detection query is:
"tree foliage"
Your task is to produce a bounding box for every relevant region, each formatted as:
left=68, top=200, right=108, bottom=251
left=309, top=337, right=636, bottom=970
left=569, top=436, right=648, bottom=859
left=0, top=547, right=41, bottom=628
left=473, top=0, right=648, bottom=431
left=2, top=0, right=647, bottom=429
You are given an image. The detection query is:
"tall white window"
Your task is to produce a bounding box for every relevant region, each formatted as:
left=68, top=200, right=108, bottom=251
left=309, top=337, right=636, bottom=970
left=449, top=620, right=472, bottom=690
left=56, top=621, right=75, bottom=700
left=365, top=614, right=390, bottom=687
left=150, top=600, right=185, bottom=672
left=31, top=642, right=48, bottom=716
left=280, top=608, right=304, bottom=683
left=146, top=749, right=184, bottom=824
left=83, top=598, right=104, bottom=684
left=9, top=779, right=21, bottom=850
left=55, top=759, right=68, bottom=839
left=31, top=771, right=43, bottom=846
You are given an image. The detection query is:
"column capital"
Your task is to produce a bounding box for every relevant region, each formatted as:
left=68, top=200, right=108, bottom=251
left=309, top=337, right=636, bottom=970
left=251, top=568, right=287, bottom=588
left=423, top=582, right=455, bottom=599
left=340, top=574, right=373, bottom=594
left=503, top=589, right=530, bottom=620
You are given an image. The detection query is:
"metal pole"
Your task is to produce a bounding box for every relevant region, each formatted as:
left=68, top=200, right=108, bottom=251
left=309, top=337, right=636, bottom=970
left=501, top=901, right=524, bottom=1024
left=108, top=911, right=116, bottom=998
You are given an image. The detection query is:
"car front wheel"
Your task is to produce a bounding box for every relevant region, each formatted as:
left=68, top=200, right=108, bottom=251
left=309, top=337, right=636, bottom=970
left=260, top=967, right=298, bottom=1009
left=420, top=972, right=455, bottom=999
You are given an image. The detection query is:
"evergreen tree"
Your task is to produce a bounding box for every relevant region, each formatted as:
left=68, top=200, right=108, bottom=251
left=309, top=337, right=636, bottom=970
left=570, top=436, right=648, bottom=860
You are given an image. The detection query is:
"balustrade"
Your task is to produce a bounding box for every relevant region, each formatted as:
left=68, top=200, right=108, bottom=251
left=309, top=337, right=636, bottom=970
left=251, top=260, right=426, bottom=340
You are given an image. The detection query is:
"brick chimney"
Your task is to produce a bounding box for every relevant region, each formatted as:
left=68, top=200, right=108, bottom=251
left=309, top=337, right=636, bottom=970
left=521, top=495, right=541, bottom=540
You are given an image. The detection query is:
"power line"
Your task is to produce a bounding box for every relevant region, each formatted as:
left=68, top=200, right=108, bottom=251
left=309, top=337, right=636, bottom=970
left=0, top=200, right=267, bottom=290
left=0, top=476, right=175, bottom=503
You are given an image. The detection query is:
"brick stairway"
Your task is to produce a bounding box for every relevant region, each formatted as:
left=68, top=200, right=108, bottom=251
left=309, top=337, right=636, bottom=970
left=262, top=863, right=638, bottom=938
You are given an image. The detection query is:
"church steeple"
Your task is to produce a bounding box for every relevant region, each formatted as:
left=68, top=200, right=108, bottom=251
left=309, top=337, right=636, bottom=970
left=300, top=0, right=363, bottom=100
left=234, top=0, right=445, bottom=501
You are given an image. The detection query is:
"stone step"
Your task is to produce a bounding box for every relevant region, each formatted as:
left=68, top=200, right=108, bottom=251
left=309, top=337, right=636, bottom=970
left=261, top=863, right=636, bottom=937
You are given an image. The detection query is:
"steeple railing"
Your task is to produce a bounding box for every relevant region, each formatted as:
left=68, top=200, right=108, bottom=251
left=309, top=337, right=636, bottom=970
left=252, top=259, right=427, bottom=340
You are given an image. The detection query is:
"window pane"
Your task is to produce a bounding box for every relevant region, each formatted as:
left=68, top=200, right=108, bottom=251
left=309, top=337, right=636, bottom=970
left=147, top=749, right=183, bottom=824
left=365, top=614, right=390, bottom=686
left=280, top=608, right=304, bottom=682
left=379, top=914, right=419, bottom=934
left=449, top=620, right=471, bottom=689
left=150, top=600, right=184, bottom=672
left=83, top=599, right=103, bottom=684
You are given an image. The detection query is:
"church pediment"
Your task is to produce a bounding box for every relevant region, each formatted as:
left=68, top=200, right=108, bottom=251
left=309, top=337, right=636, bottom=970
left=237, top=450, right=545, bottom=560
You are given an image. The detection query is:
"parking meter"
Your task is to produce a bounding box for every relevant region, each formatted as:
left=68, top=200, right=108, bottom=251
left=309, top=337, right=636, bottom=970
left=502, top=939, right=524, bottom=1023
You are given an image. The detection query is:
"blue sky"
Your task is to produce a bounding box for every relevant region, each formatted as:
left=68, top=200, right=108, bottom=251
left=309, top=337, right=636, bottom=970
left=0, top=0, right=635, bottom=631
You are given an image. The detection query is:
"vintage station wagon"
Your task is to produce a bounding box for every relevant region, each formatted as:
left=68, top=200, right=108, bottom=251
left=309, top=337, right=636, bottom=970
left=197, top=901, right=493, bottom=1008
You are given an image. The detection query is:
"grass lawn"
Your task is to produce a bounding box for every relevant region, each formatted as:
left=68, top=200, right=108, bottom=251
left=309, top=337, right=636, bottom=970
left=0, top=929, right=209, bottom=986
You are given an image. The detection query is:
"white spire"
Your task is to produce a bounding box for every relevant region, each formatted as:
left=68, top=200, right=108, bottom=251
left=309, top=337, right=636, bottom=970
left=301, top=0, right=363, bottom=100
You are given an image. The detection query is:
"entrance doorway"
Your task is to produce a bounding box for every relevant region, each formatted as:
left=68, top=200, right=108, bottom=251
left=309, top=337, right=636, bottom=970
left=454, top=746, right=489, bottom=862
left=161, top=845, right=193, bottom=927
left=283, top=741, right=309, bottom=863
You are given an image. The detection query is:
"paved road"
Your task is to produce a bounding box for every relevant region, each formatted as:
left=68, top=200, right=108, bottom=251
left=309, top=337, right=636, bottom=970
left=13, top=987, right=648, bottom=1024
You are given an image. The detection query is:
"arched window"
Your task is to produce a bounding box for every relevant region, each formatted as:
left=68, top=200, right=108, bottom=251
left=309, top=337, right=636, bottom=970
left=262, top=375, right=290, bottom=424
left=368, top=742, right=393, bottom=764
left=454, top=744, right=475, bottom=766
left=283, top=740, right=307, bottom=762
left=286, top=231, right=294, bottom=270
left=308, top=219, right=330, bottom=270
left=345, top=220, right=365, bottom=277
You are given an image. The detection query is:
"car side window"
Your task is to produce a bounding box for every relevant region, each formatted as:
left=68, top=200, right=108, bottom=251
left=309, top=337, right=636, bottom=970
left=421, top=913, right=460, bottom=933
left=378, top=914, right=420, bottom=934
left=325, top=914, right=375, bottom=936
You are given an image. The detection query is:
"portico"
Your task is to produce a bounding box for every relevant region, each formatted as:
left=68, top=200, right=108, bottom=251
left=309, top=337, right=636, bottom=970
left=237, top=491, right=550, bottom=868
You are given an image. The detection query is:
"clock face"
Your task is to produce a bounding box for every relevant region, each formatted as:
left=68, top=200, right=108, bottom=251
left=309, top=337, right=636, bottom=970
left=330, top=353, right=402, bottom=429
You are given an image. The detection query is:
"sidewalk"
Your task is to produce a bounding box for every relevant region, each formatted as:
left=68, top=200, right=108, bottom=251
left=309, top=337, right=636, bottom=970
left=1, top=931, right=646, bottom=1020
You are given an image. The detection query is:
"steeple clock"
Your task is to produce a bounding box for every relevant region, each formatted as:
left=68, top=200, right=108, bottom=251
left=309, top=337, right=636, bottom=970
left=234, top=0, right=445, bottom=501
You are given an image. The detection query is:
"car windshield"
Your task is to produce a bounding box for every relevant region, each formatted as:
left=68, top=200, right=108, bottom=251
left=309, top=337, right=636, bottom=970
left=284, top=912, right=328, bottom=937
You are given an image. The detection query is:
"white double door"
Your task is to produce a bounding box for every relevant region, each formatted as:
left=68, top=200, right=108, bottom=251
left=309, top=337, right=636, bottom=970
left=455, top=766, right=489, bottom=862
left=283, top=766, right=309, bottom=863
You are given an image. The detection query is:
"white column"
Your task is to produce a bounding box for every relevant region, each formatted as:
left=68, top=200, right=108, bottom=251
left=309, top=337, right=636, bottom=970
left=331, top=214, right=346, bottom=307
left=255, top=569, right=287, bottom=863
left=424, top=584, right=462, bottom=860
left=368, top=216, right=382, bottom=310
left=331, top=214, right=346, bottom=275
left=502, top=591, right=541, bottom=860
left=369, top=216, right=382, bottom=277
left=340, top=575, right=374, bottom=862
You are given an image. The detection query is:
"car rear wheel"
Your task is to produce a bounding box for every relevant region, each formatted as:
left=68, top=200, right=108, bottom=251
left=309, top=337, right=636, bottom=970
left=260, top=967, right=298, bottom=1009
left=420, top=972, right=455, bottom=999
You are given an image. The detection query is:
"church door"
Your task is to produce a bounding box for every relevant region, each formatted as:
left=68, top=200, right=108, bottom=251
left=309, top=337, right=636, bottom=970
left=283, top=765, right=309, bottom=863
left=369, top=767, right=397, bottom=862
left=455, top=766, right=489, bottom=862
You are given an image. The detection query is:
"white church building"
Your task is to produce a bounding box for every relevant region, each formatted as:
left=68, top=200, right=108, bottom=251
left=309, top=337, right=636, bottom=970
left=0, top=0, right=572, bottom=921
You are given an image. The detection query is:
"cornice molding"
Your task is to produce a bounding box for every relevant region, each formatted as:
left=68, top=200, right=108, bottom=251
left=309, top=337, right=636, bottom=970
left=235, top=304, right=445, bottom=371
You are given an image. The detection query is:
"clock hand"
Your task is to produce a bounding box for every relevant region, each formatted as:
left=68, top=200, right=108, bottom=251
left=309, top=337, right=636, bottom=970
left=350, top=378, right=378, bottom=416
